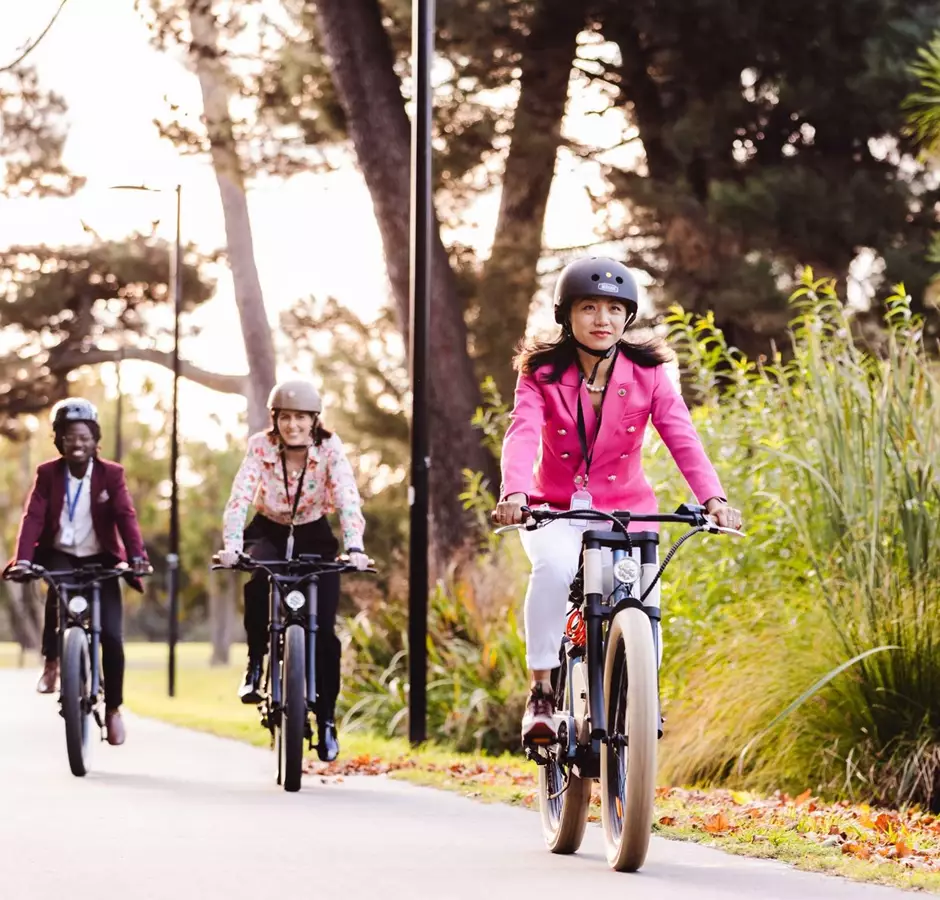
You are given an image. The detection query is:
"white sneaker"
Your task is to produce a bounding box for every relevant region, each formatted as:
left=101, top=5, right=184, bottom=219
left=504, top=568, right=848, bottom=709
left=521, top=684, right=557, bottom=745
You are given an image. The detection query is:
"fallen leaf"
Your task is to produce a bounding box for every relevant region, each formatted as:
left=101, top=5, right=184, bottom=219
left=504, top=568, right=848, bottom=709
left=896, top=840, right=913, bottom=859
left=659, top=816, right=677, bottom=826
left=795, top=789, right=813, bottom=805
left=704, top=812, right=732, bottom=834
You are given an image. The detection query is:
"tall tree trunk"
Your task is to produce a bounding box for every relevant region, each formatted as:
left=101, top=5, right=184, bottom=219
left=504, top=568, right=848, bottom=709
left=473, top=0, right=584, bottom=403
left=208, top=568, right=237, bottom=666
left=0, top=439, right=43, bottom=653
left=186, top=0, right=277, bottom=433
left=312, top=0, right=496, bottom=557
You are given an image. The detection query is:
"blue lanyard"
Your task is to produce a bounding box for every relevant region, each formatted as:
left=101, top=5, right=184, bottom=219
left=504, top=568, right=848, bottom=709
left=65, top=473, right=85, bottom=523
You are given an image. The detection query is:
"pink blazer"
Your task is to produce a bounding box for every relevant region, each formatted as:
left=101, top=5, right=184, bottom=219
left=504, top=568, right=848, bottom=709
left=500, top=354, right=725, bottom=518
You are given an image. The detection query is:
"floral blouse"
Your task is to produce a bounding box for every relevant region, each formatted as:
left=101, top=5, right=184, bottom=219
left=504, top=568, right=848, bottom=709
left=222, top=431, right=366, bottom=552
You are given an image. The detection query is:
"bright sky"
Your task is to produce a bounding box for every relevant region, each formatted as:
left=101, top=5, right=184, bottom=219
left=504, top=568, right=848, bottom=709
left=1, top=0, right=637, bottom=446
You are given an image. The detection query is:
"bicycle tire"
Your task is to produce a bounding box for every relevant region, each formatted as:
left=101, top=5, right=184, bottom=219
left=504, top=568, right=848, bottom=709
left=600, top=606, right=658, bottom=872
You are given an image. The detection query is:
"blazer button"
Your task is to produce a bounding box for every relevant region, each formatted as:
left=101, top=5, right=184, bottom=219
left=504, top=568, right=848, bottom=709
left=627, top=425, right=636, bottom=433
left=558, top=428, right=567, bottom=436
left=618, top=388, right=626, bottom=397
left=608, top=474, right=616, bottom=482
left=560, top=452, right=570, bottom=459
left=574, top=475, right=583, bottom=485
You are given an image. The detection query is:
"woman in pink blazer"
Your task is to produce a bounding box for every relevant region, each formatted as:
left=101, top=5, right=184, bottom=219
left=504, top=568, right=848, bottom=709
left=493, top=257, right=742, bottom=743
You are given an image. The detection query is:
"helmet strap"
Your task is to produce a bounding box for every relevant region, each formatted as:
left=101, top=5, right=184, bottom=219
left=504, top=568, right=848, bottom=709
left=564, top=324, right=617, bottom=385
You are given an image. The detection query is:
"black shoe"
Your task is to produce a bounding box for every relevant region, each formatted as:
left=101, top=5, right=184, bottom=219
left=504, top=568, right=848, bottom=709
left=238, top=660, right=263, bottom=704
left=317, top=719, right=339, bottom=762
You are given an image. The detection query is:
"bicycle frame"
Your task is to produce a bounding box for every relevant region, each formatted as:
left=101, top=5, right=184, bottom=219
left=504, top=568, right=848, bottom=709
left=266, top=565, right=322, bottom=711
left=573, top=528, right=661, bottom=764
left=15, top=564, right=139, bottom=714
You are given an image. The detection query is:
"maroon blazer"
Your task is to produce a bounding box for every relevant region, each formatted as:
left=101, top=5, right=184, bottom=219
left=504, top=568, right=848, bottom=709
left=13, top=458, right=148, bottom=572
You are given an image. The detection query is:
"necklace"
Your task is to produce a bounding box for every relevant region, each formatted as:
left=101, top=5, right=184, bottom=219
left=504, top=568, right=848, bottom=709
left=585, top=379, right=607, bottom=394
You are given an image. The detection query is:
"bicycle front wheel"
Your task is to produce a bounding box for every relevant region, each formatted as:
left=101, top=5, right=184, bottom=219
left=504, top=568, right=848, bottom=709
left=279, top=624, right=307, bottom=793
left=61, top=627, right=93, bottom=778
left=600, top=606, right=658, bottom=872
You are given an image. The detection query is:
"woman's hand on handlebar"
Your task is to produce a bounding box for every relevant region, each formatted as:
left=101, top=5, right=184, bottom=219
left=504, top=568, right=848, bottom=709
left=492, top=492, right=529, bottom=526
left=216, top=549, right=242, bottom=568
left=705, top=497, right=743, bottom=531
left=346, top=551, right=371, bottom=571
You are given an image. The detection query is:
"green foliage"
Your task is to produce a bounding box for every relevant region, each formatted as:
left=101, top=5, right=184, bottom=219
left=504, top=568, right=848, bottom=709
left=595, top=0, right=940, bottom=347
left=905, top=30, right=940, bottom=157
left=339, top=544, right=530, bottom=754
left=0, top=237, right=215, bottom=436
left=0, top=65, right=85, bottom=198
left=659, top=271, right=940, bottom=810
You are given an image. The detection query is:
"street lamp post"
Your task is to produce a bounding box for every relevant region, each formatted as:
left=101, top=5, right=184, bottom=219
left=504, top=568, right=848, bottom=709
left=108, top=183, right=183, bottom=698
left=408, top=0, right=434, bottom=747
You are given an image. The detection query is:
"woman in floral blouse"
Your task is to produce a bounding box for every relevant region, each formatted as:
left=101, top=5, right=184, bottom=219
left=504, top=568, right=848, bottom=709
left=217, top=378, right=369, bottom=762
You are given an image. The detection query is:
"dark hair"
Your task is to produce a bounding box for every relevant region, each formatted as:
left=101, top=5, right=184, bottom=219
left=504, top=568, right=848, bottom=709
left=513, top=331, right=673, bottom=382
left=266, top=410, right=333, bottom=447
left=53, top=419, right=102, bottom=455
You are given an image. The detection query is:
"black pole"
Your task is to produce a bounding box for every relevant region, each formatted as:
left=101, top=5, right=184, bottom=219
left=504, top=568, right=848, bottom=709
left=114, top=347, right=123, bottom=463
left=408, top=0, right=434, bottom=746
left=168, top=183, right=182, bottom=698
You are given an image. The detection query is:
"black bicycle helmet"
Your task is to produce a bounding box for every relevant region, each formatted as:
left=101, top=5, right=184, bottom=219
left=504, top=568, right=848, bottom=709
left=553, top=257, right=640, bottom=326
left=51, top=398, right=99, bottom=429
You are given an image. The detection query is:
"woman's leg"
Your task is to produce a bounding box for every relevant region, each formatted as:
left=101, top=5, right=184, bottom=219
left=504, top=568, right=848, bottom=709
left=517, top=520, right=584, bottom=740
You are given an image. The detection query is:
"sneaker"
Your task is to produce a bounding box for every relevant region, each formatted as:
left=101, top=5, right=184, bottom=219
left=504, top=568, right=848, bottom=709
left=237, top=659, right=263, bottom=704
left=316, top=718, right=340, bottom=762
left=521, top=683, right=557, bottom=745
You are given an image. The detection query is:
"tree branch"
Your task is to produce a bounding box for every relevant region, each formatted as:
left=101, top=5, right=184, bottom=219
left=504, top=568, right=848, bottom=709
left=51, top=347, right=248, bottom=395
left=0, top=0, right=70, bottom=72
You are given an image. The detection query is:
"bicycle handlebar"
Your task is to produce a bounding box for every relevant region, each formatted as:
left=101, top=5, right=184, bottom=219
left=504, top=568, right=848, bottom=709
left=494, top=503, right=745, bottom=538
left=3, top=561, right=154, bottom=589
left=210, top=551, right=376, bottom=577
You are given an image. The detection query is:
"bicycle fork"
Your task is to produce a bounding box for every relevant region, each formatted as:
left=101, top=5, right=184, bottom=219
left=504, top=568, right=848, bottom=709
left=582, top=537, right=663, bottom=757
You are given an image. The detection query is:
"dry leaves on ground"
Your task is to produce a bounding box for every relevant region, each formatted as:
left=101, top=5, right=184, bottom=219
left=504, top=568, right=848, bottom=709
left=656, top=786, right=940, bottom=873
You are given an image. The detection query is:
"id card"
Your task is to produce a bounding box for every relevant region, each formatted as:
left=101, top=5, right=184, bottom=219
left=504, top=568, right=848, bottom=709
left=568, top=488, right=592, bottom=527
left=285, top=529, right=295, bottom=561
left=60, top=525, right=75, bottom=547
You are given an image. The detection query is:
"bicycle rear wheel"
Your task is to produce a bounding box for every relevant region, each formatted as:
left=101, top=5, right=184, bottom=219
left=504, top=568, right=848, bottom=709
left=600, top=606, right=658, bottom=872
left=537, top=653, right=592, bottom=853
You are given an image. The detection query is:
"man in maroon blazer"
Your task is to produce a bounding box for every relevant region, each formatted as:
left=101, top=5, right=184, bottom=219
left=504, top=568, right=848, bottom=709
left=6, top=398, right=151, bottom=746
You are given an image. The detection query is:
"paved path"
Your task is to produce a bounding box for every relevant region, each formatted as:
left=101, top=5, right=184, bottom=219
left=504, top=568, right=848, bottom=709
left=0, top=670, right=914, bottom=899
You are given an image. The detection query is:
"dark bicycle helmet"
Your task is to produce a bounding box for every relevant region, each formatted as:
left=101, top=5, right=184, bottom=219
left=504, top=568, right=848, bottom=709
left=553, top=257, right=640, bottom=326
left=51, top=398, right=99, bottom=429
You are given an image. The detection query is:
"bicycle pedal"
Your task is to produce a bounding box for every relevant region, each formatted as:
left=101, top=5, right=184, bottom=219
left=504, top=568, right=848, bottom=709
left=524, top=746, right=550, bottom=766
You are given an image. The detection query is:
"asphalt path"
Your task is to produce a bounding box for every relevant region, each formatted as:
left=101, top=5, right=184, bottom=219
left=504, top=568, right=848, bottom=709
left=0, top=669, right=915, bottom=899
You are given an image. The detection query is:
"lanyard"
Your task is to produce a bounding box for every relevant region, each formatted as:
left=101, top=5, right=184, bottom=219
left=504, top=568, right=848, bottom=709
left=280, top=448, right=308, bottom=559
left=65, top=470, right=86, bottom=523
left=575, top=349, right=617, bottom=487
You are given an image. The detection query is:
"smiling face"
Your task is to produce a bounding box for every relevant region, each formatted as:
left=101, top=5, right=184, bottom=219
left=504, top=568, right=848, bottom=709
left=568, top=296, right=629, bottom=353
left=275, top=409, right=315, bottom=446
left=60, top=422, right=97, bottom=465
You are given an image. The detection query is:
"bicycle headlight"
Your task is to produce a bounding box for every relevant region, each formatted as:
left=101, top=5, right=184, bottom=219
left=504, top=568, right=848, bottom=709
left=613, top=558, right=640, bottom=586
left=283, top=590, right=306, bottom=611
left=67, top=596, right=89, bottom=616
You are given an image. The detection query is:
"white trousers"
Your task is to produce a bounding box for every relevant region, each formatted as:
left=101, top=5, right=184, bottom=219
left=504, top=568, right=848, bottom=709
left=518, top=520, right=661, bottom=671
